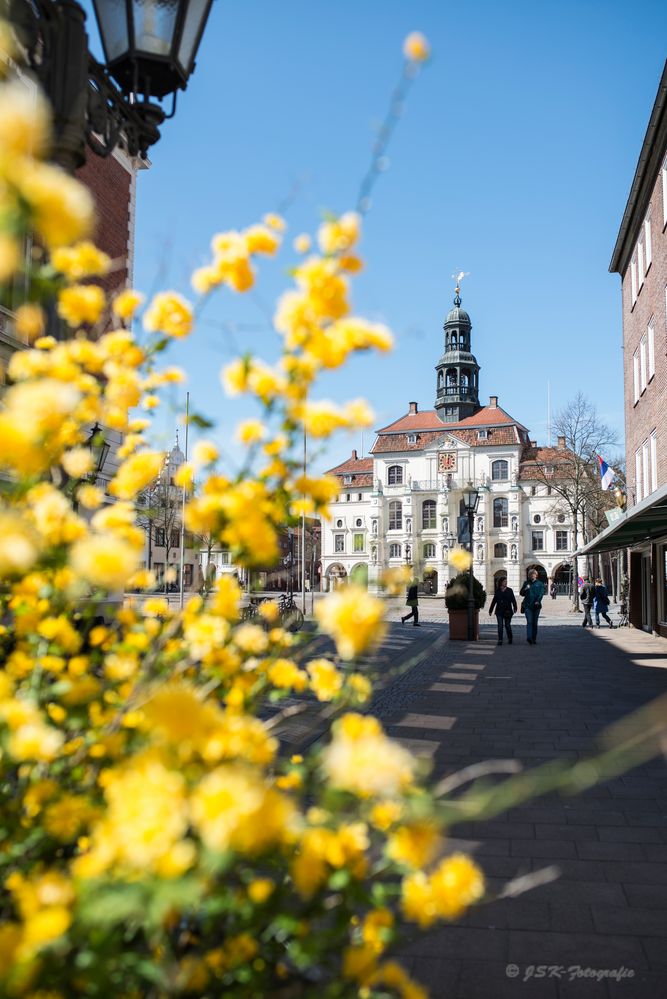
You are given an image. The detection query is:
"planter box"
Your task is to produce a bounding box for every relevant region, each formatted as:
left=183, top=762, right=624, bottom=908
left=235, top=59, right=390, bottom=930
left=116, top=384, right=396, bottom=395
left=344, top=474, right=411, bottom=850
left=448, top=608, right=479, bottom=640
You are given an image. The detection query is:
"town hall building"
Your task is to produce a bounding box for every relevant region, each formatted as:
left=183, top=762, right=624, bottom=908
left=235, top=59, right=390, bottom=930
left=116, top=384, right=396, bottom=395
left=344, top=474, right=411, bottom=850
left=321, top=290, right=578, bottom=596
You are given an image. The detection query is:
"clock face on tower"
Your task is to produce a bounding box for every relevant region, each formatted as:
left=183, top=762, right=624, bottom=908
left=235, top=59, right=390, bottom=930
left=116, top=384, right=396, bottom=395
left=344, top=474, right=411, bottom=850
left=438, top=451, right=457, bottom=473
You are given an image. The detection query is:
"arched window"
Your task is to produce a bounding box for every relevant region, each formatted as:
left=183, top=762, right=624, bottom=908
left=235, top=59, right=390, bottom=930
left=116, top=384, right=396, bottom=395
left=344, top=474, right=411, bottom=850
left=389, top=543, right=402, bottom=558
left=493, top=497, right=508, bottom=528
left=492, top=459, right=509, bottom=481
left=460, top=369, right=469, bottom=390
left=422, top=499, right=436, bottom=529
left=387, top=465, right=403, bottom=485
left=437, top=371, right=444, bottom=389
left=494, top=542, right=507, bottom=558
left=388, top=501, right=402, bottom=531
left=451, top=333, right=457, bottom=349
left=423, top=543, right=436, bottom=559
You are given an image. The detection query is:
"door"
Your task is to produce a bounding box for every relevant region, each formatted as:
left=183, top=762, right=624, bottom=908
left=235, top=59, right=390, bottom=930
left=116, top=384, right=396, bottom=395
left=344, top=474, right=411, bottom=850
left=641, top=553, right=652, bottom=632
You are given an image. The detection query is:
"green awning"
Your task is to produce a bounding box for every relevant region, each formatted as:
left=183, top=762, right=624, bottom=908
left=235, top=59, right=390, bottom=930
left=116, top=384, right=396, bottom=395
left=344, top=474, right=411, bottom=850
left=577, top=482, right=667, bottom=555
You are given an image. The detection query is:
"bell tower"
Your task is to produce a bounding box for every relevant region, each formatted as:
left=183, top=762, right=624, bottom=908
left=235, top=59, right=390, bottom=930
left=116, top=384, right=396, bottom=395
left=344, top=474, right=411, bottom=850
left=434, top=285, right=481, bottom=423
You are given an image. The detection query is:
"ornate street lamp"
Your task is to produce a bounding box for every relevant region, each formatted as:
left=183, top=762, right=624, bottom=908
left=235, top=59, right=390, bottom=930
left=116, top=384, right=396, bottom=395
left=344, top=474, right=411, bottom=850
left=10, top=0, right=214, bottom=170
left=86, top=422, right=111, bottom=482
left=462, top=482, right=480, bottom=641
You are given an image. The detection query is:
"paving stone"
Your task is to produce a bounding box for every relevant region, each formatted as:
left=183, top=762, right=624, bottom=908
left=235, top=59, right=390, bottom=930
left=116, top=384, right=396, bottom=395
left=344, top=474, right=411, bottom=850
left=511, top=839, right=578, bottom=860
left=507, top=931, right=647, bottom=969
left=534, top=824, right=598, bottom=841
left=591, top=905, right=667, bottom=936
left=622, top=883, right=667, bottom=908
left=576, top=841, right=646, bottom=862
left=597, top=826, right=662, bottom=843
left=456, top=960, right=559, bottom=998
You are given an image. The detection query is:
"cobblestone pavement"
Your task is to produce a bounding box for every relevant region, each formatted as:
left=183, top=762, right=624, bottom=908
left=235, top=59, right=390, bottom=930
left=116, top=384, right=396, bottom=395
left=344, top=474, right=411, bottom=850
left=380, top=621, right=667, bottom=999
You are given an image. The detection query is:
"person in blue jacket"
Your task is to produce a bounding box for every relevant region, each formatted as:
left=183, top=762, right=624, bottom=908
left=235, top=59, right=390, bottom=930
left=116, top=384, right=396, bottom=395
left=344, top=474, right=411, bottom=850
left=520, top=568, right=546, bottom=645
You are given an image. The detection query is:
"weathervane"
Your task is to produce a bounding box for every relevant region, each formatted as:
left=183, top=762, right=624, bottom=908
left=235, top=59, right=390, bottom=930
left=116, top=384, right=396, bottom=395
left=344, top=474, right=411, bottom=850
left=450, top=270, right=469, bottom=305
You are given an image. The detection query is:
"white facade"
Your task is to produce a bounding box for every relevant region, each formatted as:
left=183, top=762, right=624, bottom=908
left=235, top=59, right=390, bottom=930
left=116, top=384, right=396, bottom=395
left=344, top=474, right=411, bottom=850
left=322, top=414, right=580, bottom=597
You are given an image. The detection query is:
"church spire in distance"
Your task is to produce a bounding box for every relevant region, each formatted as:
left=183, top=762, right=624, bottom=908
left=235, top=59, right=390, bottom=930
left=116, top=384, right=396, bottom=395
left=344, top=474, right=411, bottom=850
left=434, top=273, right=481, bottom=423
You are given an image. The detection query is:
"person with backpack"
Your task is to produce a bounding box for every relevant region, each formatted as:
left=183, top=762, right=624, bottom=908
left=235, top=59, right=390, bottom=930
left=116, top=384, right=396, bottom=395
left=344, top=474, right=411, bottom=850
left=489, top=577, right=517, bottom=645
left=593, top=577, right=615, bottom=628
left=520, top=568, right=546, bottom=645
left=580, top=577, right=595, bottom=628
left=401, top=578, right=420, bottom=627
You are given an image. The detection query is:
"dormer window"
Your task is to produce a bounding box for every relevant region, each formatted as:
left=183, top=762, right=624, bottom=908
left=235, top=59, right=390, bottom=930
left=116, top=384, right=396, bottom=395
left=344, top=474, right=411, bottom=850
left=477, top=430, right=488, bottom=440
left=407, top=434, right=417, bottom=445
left=343, top=474, right=353, bottom=484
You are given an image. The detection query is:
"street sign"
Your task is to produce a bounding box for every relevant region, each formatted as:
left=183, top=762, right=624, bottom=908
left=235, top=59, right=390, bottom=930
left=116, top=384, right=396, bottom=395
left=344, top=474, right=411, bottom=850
left=577, top=576, right=584, bottom=588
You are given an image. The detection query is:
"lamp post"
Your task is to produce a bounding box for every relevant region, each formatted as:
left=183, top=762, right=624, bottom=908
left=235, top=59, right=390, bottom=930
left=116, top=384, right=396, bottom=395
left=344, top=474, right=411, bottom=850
left=462, top=482, right=480, bottom=641
left=11, top=0, right=214, bottom=170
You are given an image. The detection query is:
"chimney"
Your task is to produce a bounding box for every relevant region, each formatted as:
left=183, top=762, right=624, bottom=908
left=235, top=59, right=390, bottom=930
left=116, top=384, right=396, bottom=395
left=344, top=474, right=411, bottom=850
left=351, top=449, right=358, bottom=460
left=408, top=401, right=418, bottom=414
left=529, top=439, right=537, bottom=448
left=557, top=435, right=566, bottom=449
left=489, top=395, right=498, bottom=408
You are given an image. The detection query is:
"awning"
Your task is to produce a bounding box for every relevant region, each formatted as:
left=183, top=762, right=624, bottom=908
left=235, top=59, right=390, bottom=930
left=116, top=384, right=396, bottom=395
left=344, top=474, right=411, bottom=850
left=577, top=481, right=667, bottom=556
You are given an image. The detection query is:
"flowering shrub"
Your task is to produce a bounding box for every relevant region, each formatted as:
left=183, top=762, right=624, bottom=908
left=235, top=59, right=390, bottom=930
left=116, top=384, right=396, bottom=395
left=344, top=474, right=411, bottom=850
left=0, top=39, right=492, bottom=996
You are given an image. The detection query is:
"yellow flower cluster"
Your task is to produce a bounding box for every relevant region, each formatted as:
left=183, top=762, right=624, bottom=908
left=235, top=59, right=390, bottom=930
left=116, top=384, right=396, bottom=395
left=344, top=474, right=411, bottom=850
left=401, top=854, right=485, bottom=927
left=322, top=714, right=415, bottom=797
left=191, top=217, right=283, bottom=295
left=315, top=585, right=386, bottom=659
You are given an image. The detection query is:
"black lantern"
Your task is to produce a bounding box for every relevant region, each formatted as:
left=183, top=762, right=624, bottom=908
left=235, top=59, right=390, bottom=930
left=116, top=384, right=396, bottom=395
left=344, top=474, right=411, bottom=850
left=87, top=423, right=111, bottom=481
left=462, top=482, right=479, bottom=641
left=92, top=0, right=213, bottom=100
left=462, top=484, right=480, bottom=515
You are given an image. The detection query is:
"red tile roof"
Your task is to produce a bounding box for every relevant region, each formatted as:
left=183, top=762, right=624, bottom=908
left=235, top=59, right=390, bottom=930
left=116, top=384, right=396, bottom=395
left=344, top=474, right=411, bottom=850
left=376, top=410, right=445, bottom=433
left=326, top=453, right=374, bottom=486
left=375, top=404, right=528, bottom=436
left=370, top=403, right=529, bottom=453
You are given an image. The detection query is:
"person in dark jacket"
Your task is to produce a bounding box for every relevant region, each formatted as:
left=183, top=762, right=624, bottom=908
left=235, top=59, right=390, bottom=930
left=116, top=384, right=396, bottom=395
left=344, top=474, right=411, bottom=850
left=580, top=577, right=595, bottom=628
left=401, top=579, right=420, bottom=626
left=593, top=578, right=614, bottom=628
left=489, top=577, right=517, bottom=645
left=520, top=569, right=546, bottom=645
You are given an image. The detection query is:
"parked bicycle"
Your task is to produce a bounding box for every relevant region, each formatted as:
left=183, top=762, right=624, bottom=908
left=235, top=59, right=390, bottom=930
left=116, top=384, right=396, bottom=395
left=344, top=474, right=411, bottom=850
left=241, top=594, right=304, bottom=632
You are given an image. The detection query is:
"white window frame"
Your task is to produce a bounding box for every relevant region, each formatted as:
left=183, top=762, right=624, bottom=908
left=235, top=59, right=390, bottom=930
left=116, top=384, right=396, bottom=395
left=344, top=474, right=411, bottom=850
left=477, top=429, right=488, bottom=440
left=353, top=532, right=365, bottom=553
left=555, top=530, right=569, bottom=551
left=650, top=430, right=658, bottom=494
left=644, top=212, right=652, bottom=270
left=423, top=543, right=436, bottom=559
left=334, top=533, right=345, bottom=554
left=407, top=433, right=417, bottom=445
left=631, top=257, right=638, bottom=304
left=388, top=500, right=402, bottom=531
left=389, top=543, right=402, bottom=559
left=648, top=320, right=655, bottom=380
left=633, top=349, right=640, bottom=404
left=531, top=531, right=544, bottom=552
left=642, top=439, right=650, bottom=501
left=343, top=474, right=353, bottom=485
left=387, top=464, right=403, bottom=486
left=638, top=241, right=645, bottom=287
left=491, top=459, right=509, bottom=481
left=640, top=335, right=647, bottom=393
left=635, top=447, right=642, bottom=503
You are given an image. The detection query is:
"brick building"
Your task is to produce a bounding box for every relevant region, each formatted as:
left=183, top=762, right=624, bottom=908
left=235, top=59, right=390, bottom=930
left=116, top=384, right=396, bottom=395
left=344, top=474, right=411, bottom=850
left=580, top=61, right=667, bottom=637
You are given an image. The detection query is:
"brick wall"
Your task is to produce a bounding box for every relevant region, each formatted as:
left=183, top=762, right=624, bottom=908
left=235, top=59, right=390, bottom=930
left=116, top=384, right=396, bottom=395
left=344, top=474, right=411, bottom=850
left=76, top=151, right=134, bottom=297
left=622, top=163, right=667, bottom=506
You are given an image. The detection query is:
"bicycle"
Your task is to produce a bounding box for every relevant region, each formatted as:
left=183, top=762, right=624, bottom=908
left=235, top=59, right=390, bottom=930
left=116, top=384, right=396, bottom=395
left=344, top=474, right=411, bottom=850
left=278, top=593, right=304, bottom=632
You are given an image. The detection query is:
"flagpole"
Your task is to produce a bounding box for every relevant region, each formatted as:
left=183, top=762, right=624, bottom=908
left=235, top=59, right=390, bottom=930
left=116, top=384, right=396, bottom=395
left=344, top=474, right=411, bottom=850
left=301, top=427, right=307, bottom=614
left=178, top=392, right=190, bottom=611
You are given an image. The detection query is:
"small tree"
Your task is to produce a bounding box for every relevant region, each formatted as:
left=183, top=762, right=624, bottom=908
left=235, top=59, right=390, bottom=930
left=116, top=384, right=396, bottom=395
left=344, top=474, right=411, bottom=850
left=528, top=393, right=617, bottom=610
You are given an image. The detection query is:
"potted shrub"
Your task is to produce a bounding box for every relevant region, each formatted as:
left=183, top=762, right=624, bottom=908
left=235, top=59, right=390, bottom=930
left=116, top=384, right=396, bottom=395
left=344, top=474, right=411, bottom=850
left=445, top=571, right=487, bottom=640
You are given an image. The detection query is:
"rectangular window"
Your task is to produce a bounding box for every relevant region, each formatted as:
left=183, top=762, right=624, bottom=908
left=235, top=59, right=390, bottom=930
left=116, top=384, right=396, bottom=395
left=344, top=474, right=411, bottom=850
left=633, top=349, right=640, bottom=403
left=153, top=562, right=164, bottom=582
left=183, top=564, right=193, bottom=588
left=640, top=335, right=647, bottom=392
left=638, top=241, right=645, bottom=285
left=154, top=527, right=166, bottom=547
left=631, top=257, right=638, bottom=303
left=650, top=430, right=658, bottom=493
left=635, top=448, right=642, bottom=502
left=353, top=533, right=364, bottom=552
left=645, top=213, right=652, bottom=269
left=642, top=439, right=650, bottom=501
left=170, top=529, right=180, bottom=548
left=555, top=530, right=569, bottom=551
left=357, top=494, right=362, bottom=501
left=220, top=551, right=231, bottom=565
left=648, top=321, right=655, bottom=380
left=531, top=531, right=544, bottom=551
left=389, top=543, right=402, bottom=558
left=334, top=534, right=344, bottom=553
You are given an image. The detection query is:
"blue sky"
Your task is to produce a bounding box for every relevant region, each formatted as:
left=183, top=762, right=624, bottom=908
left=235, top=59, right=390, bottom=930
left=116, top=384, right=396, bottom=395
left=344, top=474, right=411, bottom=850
left=88, top=0, right=667, bottom=471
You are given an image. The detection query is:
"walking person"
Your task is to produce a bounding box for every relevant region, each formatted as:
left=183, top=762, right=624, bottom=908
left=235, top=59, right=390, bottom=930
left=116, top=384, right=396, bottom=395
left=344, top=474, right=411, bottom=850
left=580, top=577, right=595, bottom=628
left=550, top=581, right=557, bottom=600
left=401, top=578, right=420, bottom=627
left=520, top=568, right=546, bottom=645
left=489, top=577, right=517, bottom=645
left=593, top=577, right=615, bottom=628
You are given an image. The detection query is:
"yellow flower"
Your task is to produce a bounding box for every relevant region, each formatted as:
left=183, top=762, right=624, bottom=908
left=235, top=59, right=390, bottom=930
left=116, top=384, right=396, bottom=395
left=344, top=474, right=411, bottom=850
left=51, top=241, right=111, bottom=280
left=247, top=877, right=274, bottom=903
left=191, top=265, right=220, bottom=294
left=307, top=658, right=343, bottom=701
left=76, top=483, right=104, bottom=510
left=387, top=821, right=439, bottom=869
left=322, top=713, right=415, bottom=798
left=221, top=358, right=249, bottom=396
left=293, top=233, right=312, bottom=254
left=174, top=462, right=194, bottom=489
left=347, top=672, right=372, bottom=702
left=429, top=853, right=485, bottom=919
left=244, top=223, right=280, bottom=256
left=191, top=765, right=292, bottom=854
left=235, top=419, right=266, bottom=445
left=193, top=440, right=219, bottom=465
left=14, top=303, right=45, bottom=341
left=8, top=721, right=64, bottom=762
left=315, top=586, right=386, bottom=659
left=112, top=288, right=145, bottom=321
left=403, top=31, right=430, bottom=62
left=57, top=284, right=106, bottom=327
left=0, top=512, right=39, bottom=576
left=268, top=658, right=308, bottom=692
left=343, top=398, right=374, bottom=428
left=0, top=232, right=20, bottom=282
left=263, top=212, right=286, bottom=232
left=70, top=532, right=140, bottom=590
left=449, top=546, right=472, bottom=571
left=22, top=906, right=71, bottom=954
left=109, top=451, right=164, bottom=499
left=143, top=291, right=193, bottom=339
left=61, top=447, right=93, bottom=478
left=16, top=160, right=94, bottom=247
left=318, top=212, right=361, bottom=255
left=233, top=623, right=269, bottom=654
left=361, top=907, right=394, bottom=953
left=0, top=78, right=51, bottom=157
